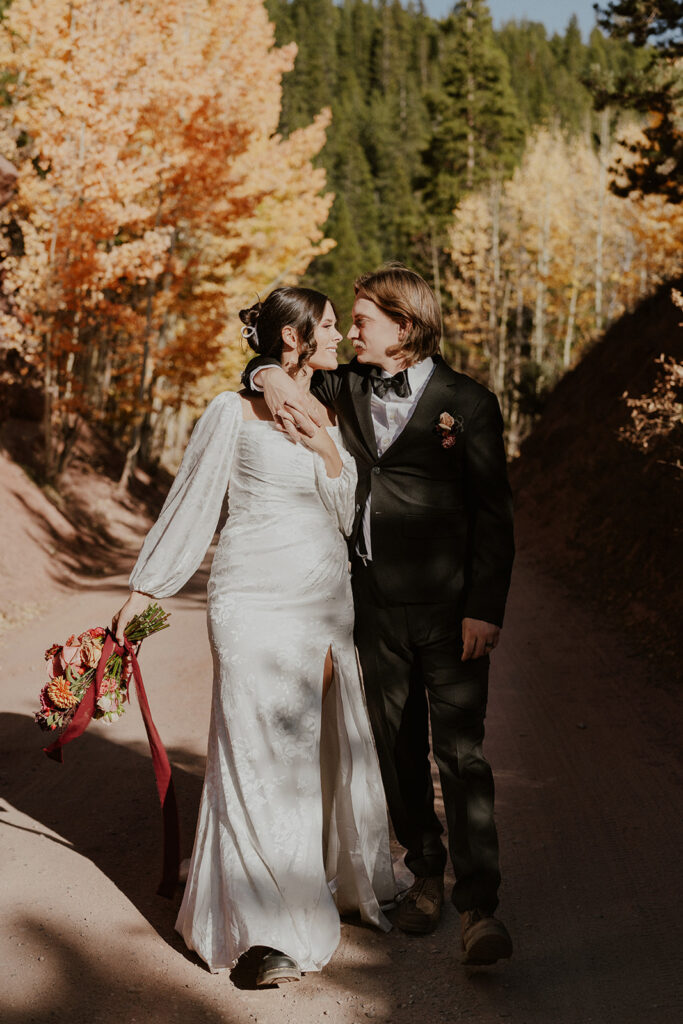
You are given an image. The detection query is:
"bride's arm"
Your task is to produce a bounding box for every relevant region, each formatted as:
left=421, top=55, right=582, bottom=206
left=313, top=444, right=357, bottom=537
left=310, top=427, right=358, bottom=537
left=281, top=404, right=357, bottom=535
left=112, top=391, right=241, bottom=638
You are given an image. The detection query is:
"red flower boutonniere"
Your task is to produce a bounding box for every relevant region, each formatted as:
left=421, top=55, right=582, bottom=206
left=435, top=411, right=464, bottom=449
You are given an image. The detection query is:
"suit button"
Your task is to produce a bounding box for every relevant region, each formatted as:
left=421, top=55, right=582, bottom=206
left=355, top=503, right=360, bottom=512
left=372, top=466, right=380, bottom=475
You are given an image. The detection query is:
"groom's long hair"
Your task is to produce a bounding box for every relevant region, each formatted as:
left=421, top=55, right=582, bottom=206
left=354, top=264, right=442, bottom=364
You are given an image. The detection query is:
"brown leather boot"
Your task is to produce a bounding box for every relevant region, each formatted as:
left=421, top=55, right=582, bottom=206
left=394, top=875, right=444, bottom=934
left=461, top=909, right=513, bottom=964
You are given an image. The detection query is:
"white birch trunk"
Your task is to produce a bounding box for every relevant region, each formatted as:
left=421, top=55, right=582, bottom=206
left=533, top=183, right=551, bottom=365
left=595, top=107, right=609, bottom=333
left=563, top=278, right=579, bottom=368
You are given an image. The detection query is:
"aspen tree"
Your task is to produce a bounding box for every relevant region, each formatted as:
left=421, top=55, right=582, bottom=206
left=0, top=0, right=333, bottom=482
left=447, top=128, right=683, bottom=446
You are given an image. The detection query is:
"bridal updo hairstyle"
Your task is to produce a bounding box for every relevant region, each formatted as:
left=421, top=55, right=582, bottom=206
left=239, top=286, right=333, bottom=372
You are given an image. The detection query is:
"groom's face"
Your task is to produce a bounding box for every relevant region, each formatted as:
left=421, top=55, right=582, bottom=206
left=348, top=296, right=402, bottom=370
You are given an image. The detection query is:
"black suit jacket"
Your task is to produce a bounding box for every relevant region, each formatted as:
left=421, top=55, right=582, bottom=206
left=242, top=356, right=514, bottom=625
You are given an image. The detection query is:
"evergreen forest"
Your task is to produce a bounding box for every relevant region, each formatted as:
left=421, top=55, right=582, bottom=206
left=266, top=0, right=640, bottom=306
left=265, top=0, right=682, bottom=450
left=0, top=0, right=680, bottom=478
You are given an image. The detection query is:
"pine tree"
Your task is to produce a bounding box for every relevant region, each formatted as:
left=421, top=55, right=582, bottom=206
left=497, top=20, right=558, bottom=129
left=284, top=0, right=340, bottom=128
left=597, top=2, right=683, bottom=54
left=421, top=1, right=524, bottom=227
left=307, top=196, right=368, bottom=334
left=590, top=1, right=683, bottom=202
left=265, top=0, right=649, bottom=325
left=561, top=15, right=584, bottom=76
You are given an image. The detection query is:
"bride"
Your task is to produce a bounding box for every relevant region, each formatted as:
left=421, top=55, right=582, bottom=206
left=112, top=286, right=395, bottom=984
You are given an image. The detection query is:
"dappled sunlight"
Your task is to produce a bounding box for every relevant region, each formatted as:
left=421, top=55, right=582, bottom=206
left=0, top=712, right=200, bottom=946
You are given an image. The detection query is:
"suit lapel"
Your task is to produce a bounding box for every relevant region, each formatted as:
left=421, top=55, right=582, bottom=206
left=347, top=363, right=377, bottom=457
left=380, top=357, right=456, bottom=460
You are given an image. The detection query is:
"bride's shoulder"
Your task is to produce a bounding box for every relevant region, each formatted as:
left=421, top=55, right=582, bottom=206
left=197, top=390, right=244, bottom=426
left=205, top=390, right=242, bottom=412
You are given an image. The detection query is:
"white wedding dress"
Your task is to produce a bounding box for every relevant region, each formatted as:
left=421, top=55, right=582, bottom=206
left=129, top=390, right=394, bottom=973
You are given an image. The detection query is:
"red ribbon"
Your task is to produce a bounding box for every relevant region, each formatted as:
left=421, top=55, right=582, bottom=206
left=44, top=630, right=180, bottom=898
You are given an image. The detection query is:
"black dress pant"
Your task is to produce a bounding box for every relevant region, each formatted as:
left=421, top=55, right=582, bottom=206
left=352, top=557, right=501, bottom=913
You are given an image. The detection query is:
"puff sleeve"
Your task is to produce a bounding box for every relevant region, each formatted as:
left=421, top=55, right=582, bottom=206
left=129, top=391, right=241, bottom=598
left=312, top=436, right=358, bottom=538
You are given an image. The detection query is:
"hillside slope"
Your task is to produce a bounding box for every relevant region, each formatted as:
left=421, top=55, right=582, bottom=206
left=511, top=280, right=683, bottom=676
left=0, top=426, right=168, bottom=639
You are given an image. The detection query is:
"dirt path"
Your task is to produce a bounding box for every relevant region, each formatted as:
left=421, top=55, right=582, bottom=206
left=2, top=540, right=682, bottom=1024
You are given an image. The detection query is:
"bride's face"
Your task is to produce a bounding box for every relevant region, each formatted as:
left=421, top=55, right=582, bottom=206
left=306, top=301, right=342, bottom=371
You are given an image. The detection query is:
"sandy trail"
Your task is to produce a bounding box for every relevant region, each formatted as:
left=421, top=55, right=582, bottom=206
left=1, top=538, right=681, bottom=1024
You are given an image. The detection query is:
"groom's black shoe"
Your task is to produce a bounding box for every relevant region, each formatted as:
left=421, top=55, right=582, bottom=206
left=461, top=909, right=513, bottom=964
left=394, top=875, right=444, bottom=934
left=256, top=949, right=301, bottom=986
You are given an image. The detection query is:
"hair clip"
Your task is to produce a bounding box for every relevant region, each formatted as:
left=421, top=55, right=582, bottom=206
left=240, top=325, right=257, bottom=340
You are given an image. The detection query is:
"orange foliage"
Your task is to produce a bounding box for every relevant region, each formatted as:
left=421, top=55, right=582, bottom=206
left=0, top=0, right=333, bottom=475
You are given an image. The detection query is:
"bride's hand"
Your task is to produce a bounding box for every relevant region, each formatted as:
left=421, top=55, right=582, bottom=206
left=284, top=408, right=342, bottom=477
left=111, top=589, right=153, bottom=645
left=260, top=368, right=322, bottom=440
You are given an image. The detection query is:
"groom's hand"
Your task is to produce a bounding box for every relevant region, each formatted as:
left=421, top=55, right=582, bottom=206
left=258, top=367, right=322, bottom=441
left=462, top=617, right=500, bottom=660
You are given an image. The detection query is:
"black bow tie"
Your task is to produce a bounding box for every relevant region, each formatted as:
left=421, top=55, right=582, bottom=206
left=369, top=369, right=411, bottom=399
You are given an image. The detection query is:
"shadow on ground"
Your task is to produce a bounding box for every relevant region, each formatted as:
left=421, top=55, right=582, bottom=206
left=3, top=917, right=233, bottom=1024
left=1, top=712, right=202, bottom=957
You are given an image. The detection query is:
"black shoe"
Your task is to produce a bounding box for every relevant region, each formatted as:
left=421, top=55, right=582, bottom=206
left=394, top=875, right=444, bottom=934
left=256, top=948, right=301, bottom=987
left=461, top=909, right=513, bottom=964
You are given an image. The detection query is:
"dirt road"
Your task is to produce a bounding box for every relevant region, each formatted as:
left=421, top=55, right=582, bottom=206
left=2, top=540, right=681, bottom=1024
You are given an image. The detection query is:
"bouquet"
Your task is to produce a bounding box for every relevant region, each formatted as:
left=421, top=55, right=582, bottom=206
left=36, top=604, right=170, bottom=733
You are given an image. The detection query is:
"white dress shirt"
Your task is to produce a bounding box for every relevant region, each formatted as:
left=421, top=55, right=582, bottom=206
left=249, top=357, right=437, bottom=561
left=359, top=357, right=436, bottom=560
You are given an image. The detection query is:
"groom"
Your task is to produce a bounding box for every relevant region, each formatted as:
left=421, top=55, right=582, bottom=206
left=243, top=265, right=515, bottom=964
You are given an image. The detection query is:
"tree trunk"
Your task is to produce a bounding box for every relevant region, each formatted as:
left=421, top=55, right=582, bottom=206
left=507, top=249, right=526, bottom=458
left=42, top=210, right=63, bottom=485
left=430, top=225, right=444, bottom=355
left=118, top=188, right=169, bottom=492
left=564, top=238, right=581, bottom=368
left=42, top=331, right=54, bottom=484
left=533, top=184, right=551, bottom=367
left=497, top=276, right=511, bottom=401
left=563, top=279, right=579, bottom=368
left=488, top=182, right=501, bottom=389
left=595, top=107, right=609, bottom=334
left=465, top=2, right=475, bottom=192
left=55, top=416, right=80, bottom=480
left=118, top=287, right=154, bottom=493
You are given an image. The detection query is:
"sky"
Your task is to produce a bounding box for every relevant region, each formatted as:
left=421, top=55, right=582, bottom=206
left=423, top=1, right=600, bottom=39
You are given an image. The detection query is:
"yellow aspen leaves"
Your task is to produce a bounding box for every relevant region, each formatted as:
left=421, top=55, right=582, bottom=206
left=0, top=0, right=333, bottom=472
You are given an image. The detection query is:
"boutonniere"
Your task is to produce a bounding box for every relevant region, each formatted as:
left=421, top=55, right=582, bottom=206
left=435, top=411, right=464, bottom=449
